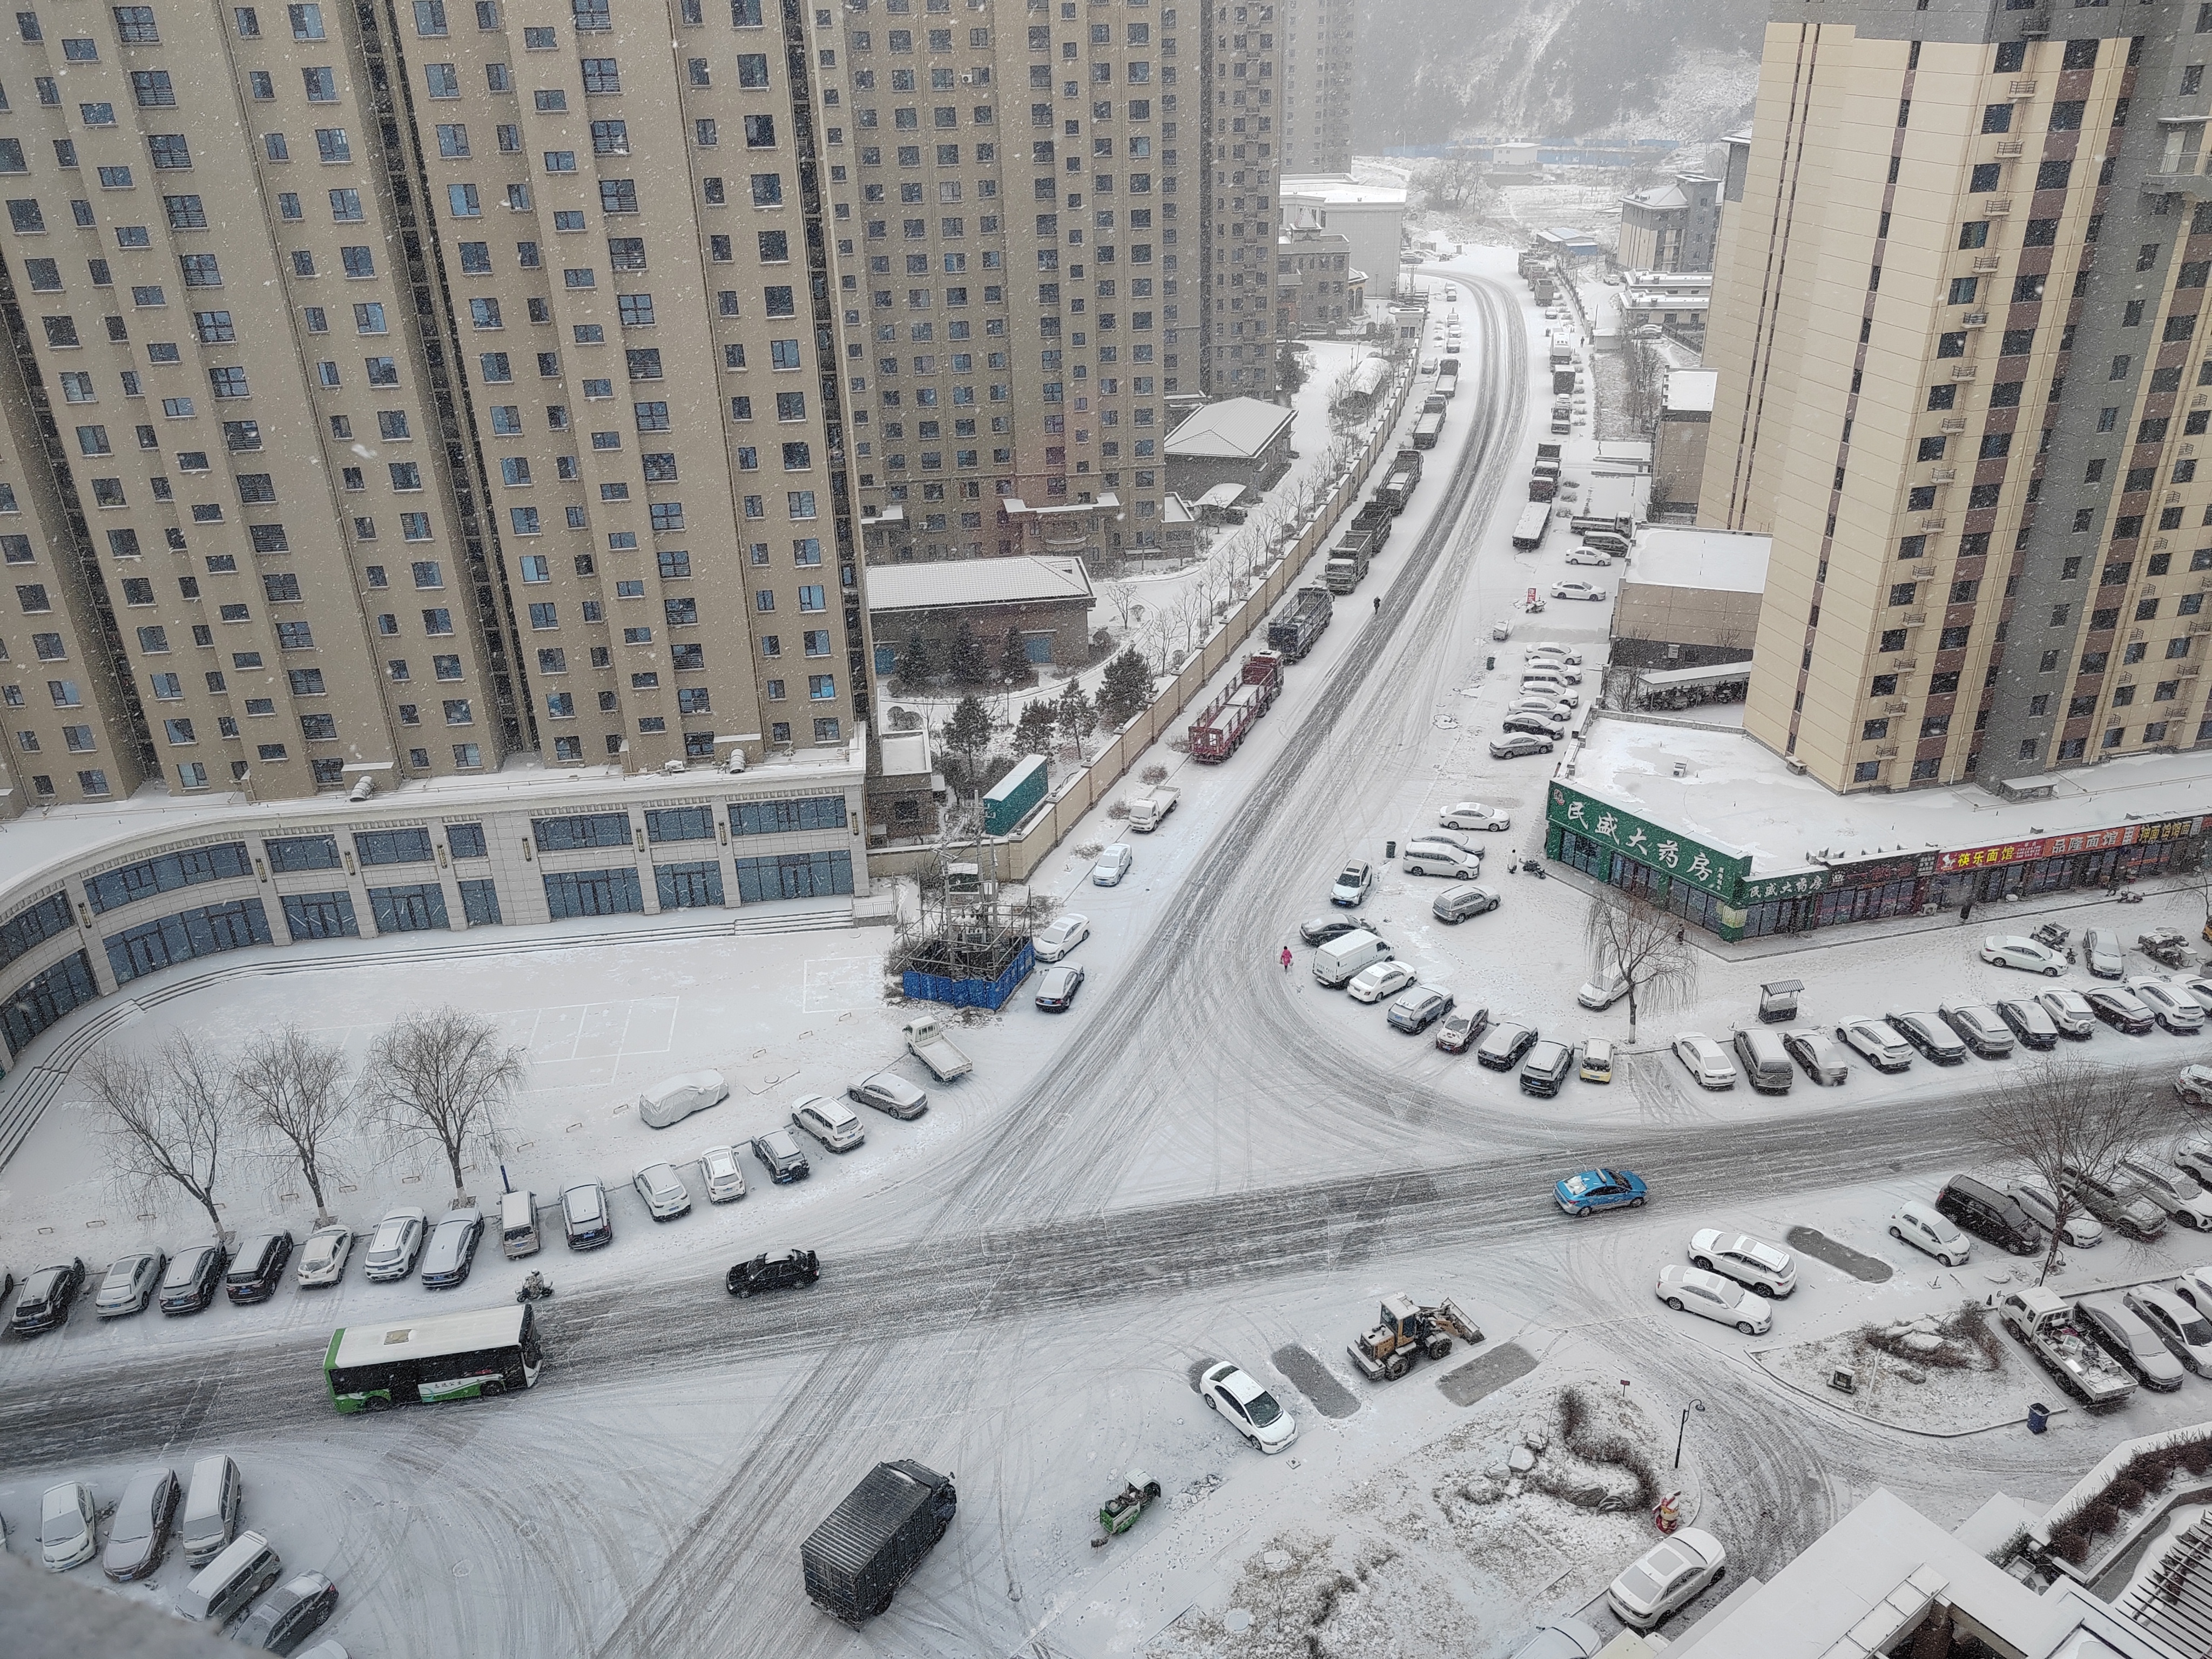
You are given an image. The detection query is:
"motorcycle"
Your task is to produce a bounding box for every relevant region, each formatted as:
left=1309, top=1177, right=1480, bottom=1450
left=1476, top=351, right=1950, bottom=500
left=1521, top=858, right=1547, bottom=878
left=2116, top=889, right=2145, bottom=905
left=515, top=1271, right=554, bottom=1303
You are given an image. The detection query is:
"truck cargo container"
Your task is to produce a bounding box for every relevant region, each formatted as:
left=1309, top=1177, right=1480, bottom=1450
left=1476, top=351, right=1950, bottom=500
left=1411, top=411, right=1445, bottom=450
left=1188, top=653, right=1284, bottom=762
left=982, top=754, right=1049, bottom=835
left=1435, top=359, right=1461, bottom=400
left=801, top=1460, right=959, bottom=1624
left=1552, top=368, right=1576, bottom=395
left=1511, top=502, right=1552, bottom=551
left=1265, top=585, right=1333, bottom=661
left=1376, top=450, right=1424, bottom=513
left=1527, top=474, right=1557, bottom=503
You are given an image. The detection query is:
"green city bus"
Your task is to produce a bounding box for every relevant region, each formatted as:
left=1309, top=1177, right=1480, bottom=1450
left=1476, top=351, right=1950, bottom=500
left=323, top=1304, right=542, bottom=1413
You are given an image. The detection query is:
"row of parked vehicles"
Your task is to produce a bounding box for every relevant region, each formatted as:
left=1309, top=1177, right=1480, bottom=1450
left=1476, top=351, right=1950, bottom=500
left=28, top=1452, right=341, bottom=1653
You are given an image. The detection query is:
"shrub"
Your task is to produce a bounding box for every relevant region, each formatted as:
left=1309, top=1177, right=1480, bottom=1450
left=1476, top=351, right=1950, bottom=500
left=1140, top=763, right=1168, bottom=785
left=1107, top=801, right=1131, bottom=820
left=2080, top=1498, right=2122, bottom=1537
left=2108, top=1478, right=2148, bottom=1512
left=2183, top=1440, right=2212, bottom=1476
left=2051, top=1527, right=2090, bottom=1565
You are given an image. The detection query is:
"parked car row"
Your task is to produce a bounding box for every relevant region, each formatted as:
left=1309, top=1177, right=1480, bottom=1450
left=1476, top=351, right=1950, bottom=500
left=33, top=1453, right=338, bottom=1653
left=1655, top=1228, right=1797, bottom=1337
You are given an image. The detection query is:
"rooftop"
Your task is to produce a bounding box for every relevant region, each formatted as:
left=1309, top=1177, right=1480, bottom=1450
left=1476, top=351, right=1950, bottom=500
left=1623, top=526, right=1770, bottom=594
left=1569, top=717, right=2212, bottom=879
left=1665, top=369, right=1719, bottom=414
left=1278, top=174, right=1408, bottom=207
left=1165, top=396, right=1297, bottom=460
left=1622, top=181, right=1690, bottom=212
left=864, top=554, right=1094, bottom=613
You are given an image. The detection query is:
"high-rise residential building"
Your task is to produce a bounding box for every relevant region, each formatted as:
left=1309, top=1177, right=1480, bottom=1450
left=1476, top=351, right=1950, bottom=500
left=1702, top=0, right=2212, bottom=795
left=1277, top=0, right=1348, bottom=176
left=0, top=0, right=869, bottom=810
left=1202, top=1, right=1285, bottom=400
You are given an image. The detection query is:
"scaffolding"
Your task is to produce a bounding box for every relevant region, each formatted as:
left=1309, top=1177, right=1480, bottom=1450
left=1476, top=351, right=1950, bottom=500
left=894, top=835, right=1036, bottom=1009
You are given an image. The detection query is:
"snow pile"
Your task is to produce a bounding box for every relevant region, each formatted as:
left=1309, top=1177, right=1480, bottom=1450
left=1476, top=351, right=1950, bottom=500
left=1437, top=1385, right=1661, bottom=1516
left=1760, top=1303, right=2045, bottom=1434
left=1147, top=1532, right=1464, bottom=1659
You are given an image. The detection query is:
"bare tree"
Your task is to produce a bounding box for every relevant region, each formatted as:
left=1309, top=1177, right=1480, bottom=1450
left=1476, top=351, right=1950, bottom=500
left=367, top=1008, right=527, bottom=1202
left=235, top=1023, right=355, bottom=1219
left=1972, top=1060, right=2163, bottom=1286
left=84, top=1034, right=240, bottom=1238
left=1582, top=888, right=1699, bottom=1045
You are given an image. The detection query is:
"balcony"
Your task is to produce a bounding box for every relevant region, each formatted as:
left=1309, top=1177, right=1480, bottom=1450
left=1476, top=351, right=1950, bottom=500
left=1950, top=363, right=1978, bottom=379
left=1930, top=467, right=1957, bottom=483
left=1971, top=255, right=2002, bottom=273
left=1961, top=310, right=1990, bottom=327
left=1994, top=139, right=2026, bottom=158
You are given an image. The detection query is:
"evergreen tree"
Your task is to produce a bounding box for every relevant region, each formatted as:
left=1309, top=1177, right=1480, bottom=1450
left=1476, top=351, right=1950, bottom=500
left=948, top=623, right=989, bottom=684
left=900, top=631, right=933, bottom=683
left=1015, top=700, right=1060, bottom=755
left=999, top=626, right=1030, bottom=684
left=1058, top=682, right=1095, bottom=747
left=943, top=694, right=992, bottom=790
left=1096, top=647, right=1154, bottom=729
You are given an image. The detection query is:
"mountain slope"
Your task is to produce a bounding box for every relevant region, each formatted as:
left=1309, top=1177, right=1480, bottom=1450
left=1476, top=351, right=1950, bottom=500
left=1351, top=0, right=1768, bottom=150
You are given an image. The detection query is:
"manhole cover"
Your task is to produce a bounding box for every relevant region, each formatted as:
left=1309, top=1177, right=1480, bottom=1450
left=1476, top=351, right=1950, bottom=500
left=1225, top=1609, right=1253, bottom=1633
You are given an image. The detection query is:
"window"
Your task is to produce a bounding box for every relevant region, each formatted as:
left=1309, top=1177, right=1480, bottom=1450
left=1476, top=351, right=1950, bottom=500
left=582, top=56, right=619, bottom=93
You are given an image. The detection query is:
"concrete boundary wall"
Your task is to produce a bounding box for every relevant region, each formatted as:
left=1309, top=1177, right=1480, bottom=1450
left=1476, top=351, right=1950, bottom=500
left=873, top=358, right=1421, bottom=884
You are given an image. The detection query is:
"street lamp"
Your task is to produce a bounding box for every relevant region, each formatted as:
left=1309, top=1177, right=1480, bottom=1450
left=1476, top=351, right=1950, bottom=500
left=1675, top=1399, right=1705, bottom=1470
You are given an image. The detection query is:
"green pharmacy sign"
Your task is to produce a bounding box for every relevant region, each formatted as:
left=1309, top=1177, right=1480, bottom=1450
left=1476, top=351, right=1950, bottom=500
left=1546, top=782, right=1750, bottom=901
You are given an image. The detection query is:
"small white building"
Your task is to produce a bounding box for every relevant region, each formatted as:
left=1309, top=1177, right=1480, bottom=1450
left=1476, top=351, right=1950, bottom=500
left=1279, top=175, right=1408, bottom=306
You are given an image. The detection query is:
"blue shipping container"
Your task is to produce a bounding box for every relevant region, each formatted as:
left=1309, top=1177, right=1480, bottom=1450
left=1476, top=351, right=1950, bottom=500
left=901, top=942, right=1035, bottom=1010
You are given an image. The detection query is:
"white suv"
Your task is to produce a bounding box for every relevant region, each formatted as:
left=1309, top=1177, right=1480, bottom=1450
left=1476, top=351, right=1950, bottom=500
left=791, top=1094, right=867, bottom=1153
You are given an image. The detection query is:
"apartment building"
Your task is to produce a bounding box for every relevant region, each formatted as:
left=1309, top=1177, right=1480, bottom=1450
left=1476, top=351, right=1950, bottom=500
left=1203, top=1, right=1285, bottom=400
left=0, top=0, right=867, bottom=811
left=1276, top=0, right=1347, bottom=176
left=1702, top=0, right=2212, bottom=794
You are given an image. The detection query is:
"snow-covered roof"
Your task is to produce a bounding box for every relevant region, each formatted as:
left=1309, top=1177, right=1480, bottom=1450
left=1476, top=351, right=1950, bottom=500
left=1665, top=370, right=1718, bottom=415
left=1279, top=174, right=1407, bottom=207
left=1569, top=717, right=2212, bottom=879
left=875, top=728, right=931, bottom=777
left=1196, top=483, right=1250, bottom=509
left=1621, top=181, right=1689, bottom=212
left=1624, top=527, right=1770, bottom=594
left=1345, top=357, right=1389, bottom=397
left=1163, top=493, right=1195, bottom=524
left=1165, top=397, right=1296, bottom=460
left=864, top=554, right=1094, bottom=613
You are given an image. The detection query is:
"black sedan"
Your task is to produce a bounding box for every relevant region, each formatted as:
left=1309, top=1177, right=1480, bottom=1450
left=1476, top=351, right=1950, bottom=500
left=159, top=1244, right=227, bottom=1316
left=1888, top=1010, right=1966, bottom=1064
left=1298, top=914, right=1369, bottom=947
left=2085, top=987, right=2156, bottom=1034
left=727, top=1247, right=820, bottom=1298
left=9, top=1258, right=86, bottom=1336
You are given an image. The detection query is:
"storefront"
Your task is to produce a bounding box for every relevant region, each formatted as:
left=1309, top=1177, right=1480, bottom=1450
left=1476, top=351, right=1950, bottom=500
left=1544, top=782, right=2205, bottom=944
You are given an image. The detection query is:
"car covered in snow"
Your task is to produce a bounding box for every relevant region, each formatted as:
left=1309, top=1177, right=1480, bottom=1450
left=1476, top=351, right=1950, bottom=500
left=847, top=1071, right=929, bottom=1120
left=1347, top=960, right=1418, bottom=1004
left=1888, top=1200, right=1971, bottom=1266
left=1198, top=1360, right=1297, bottom=1454
left=1387, top=985, right=1455, bottom=1034
left=1475, top=1019, right=1540, bottom=1070
left=1090, top=844, right=1134, bottom=886
left=1980, top=934, right=2069, bottom=975
left=1687, top=1230, right=1796, bottom=1298
left=2119, top=1157, right=2212, bottom=1230
left=2082, top=928, right=2127, bottom=980
left=1781, top=1028, right=1849, bottom=1085
left=1605, top=1528, right=1726, bottom=1629
left=2178, top=975, right=2212, bottom=1013
left=2076, top=1294, right=2186, bottom=1391
left=1888, top=1009, right=1967, bottom=1064
left=632, top=1162, right=692, bottom=1222
left=1331, top=862, right=1375, bottom=907
left=2126, top=1285, right=2212, bottom=1375
left=2129, top=977, right=2206, bottom=1035
left=1501, top=712, right=1568, bottom=741
left=1555, top=1168, right=1646, bottom=1217
left=1563, top=545, right=1610, bottom=568
left=791, top=1095, right=866, bottom=1153
left=1505, top=1618, right=1603, bottom=1659
left=294, top=1225, right=353, bottom=1289
left=1433, top=883, right=1501, bottom=924
left=2060, top=1164, right=2167, bottom=1240
left=1993, top=997, right=2060, bottom=1050
left=1434, top=1006, right=1487, bottom=1054
left=1655, top=1266, right=1771, bottom=1336
left=95, top=1251, right=166, bottom=1319
left=417, top=1209, right=484, bottom=1287
left=1938, top=1001, right=2014, bottom=1058
left=2180, top=1065, right=2212, bottom=1109
left=1835, top=1016, right=1913, bottom=1072
left=751, top=1127, right=812, bottom=1184
left=2008, top=1182, right=2102, bottom=1248
left=1670, top=1033, right=1737, bottom=1090
left=2035, top=987, right=2099, bottom=1040
left=698, top=1144, right=747, bottom=1203
left=1489, top=732, right=1555, bottom=760
left=1033, top=965, right=1086, bottom=1011
left=363, top=1208, right=429, bottom=1282
left=1032, top=913, right=1090, bottom=962
left=1298, top=914, right=1370, bottom=947
left=41, top=1481, right=98, bottom=1572
left=1437, top=801, right=1511, bottom=832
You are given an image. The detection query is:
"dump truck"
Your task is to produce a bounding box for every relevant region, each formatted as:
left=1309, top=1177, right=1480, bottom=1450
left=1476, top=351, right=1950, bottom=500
left=1993, top=1287, right=2135, bottom=1407
left=1411, top=410, right=1445, bottom=450
left=1569, top=512, right=1636, bottom=539
left=1421, top=393, right=1449, bottom=416
left=1435, top=358, right=1461, bottom=400
left=1377, top=450, right=1424, bottom=513
left=1188, top=652, right=1283, bottom=763
left=901, top=1015, right=973, bottom=1082
left=1527, top=474, right=1557, bottom=503
left=1350, top=501, right=1394, bottom=546
left=801, top=1460, right=959, bottom=1624
left=1511, top=501, right=1552, bottom=551
left=1127, top=786, right=1179, bottom=832
left=1536, top=441, right=1562, bottom=464
left=1266, top=584, right=1332, bottom=662
left=1552, top=367, right=1576, bottom=395
left=1549, top=340, right=1575, bottom=370
left=1347, top=1293, right=1484, bottom=1381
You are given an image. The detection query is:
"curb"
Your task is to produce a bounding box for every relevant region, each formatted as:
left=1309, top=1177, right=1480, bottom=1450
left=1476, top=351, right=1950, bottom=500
left=1749, top=1347, right=2071, bottom=1441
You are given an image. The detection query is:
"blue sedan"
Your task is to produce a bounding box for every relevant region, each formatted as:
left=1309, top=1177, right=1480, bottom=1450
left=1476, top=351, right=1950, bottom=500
left=1555, top=1168, right=1647, bottom=1218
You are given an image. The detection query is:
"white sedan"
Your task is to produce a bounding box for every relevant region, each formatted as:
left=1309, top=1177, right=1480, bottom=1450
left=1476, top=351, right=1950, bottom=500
left=1606, top=1529, right=1727, bottom=1630
left=1655, top=1265, right=1772, bottom=1335
left=1438, top=801, right=1512, bottom=833
left=1889, top=1199, right=1970, bottom=1266
left=631, top=1161, right=692, bottom=1221
left=698, top=1144, right=747, bottom=1203
left=1347, top=960, right=1419, bottom=1004
left=1199, top=1360, right=1298, bottom=1453
left=1550, top=580, right=1608, bottom=602
left=1980, top=934, right=2068, bottom=976
left=1671, top=1033, right=1738, bottom=1090
left=1033, top=913, right=1090, bottom=962
left=2132, top=977, right=2207, bottom=1035
left=1563, top=545, right=1610, bottom=568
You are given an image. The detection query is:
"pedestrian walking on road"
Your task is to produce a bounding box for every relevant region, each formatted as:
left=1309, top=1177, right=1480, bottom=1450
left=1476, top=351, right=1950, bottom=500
left=1960, top=900, right=1973, bottom=924
left=1373, top=595, right=1381, bottom=613
left=1280, top=945, right=1293, bottom=972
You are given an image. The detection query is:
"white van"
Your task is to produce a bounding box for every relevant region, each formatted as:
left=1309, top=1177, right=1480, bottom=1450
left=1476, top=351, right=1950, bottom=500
left=179, top=1454, right=243, bottom=1568
left=1400, top=841, right=1482, bottom=880
left=500, top=1189, right=539, bottom=1258
left=638, top=1070, right=729, bottom=1130
left=1314, top=930, right=1392, bottom=987
left=178, top=1530, right=280, bottom=1624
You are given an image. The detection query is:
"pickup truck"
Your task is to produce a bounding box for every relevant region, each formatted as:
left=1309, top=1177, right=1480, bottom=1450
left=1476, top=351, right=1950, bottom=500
left=901, top=1015, right=973, bottom=1082
left=1128, top=787, right=1179, bottom=832
left=1993, top=1287, right=2135, bottom=1407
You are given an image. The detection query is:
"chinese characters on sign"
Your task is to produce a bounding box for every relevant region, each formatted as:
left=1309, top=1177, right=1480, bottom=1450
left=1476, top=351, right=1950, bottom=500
left=1934, top=814, right=2204, bottom=875
left=1546, top=783, right=1750, bottom=900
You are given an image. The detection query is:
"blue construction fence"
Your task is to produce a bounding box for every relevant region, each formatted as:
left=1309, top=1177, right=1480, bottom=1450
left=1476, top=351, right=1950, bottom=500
left=901, top=940, right=1035, bottom=1010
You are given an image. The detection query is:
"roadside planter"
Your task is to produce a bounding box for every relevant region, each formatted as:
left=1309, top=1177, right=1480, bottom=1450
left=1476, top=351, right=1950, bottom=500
left=2032, top=1424, right=2212, bottom=1579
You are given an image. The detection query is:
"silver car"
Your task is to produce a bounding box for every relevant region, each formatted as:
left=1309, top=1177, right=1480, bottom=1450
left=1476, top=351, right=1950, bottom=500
left=792, top=1094, right=866, bottom=1152
left=418, top=1210, right=483, bottom=1288
left=94, top=1250, right=167, bottom=1319
left=2131, top=977, right=2207, bottom=1035
left=1781, top=1028, right=1849, bottom=1085
left=698, top=1145, right=747, bottom=1204
left=2008, top=1182, right=2103, bottom=1247
left=2083, top=928, right=2126, bottom=980
left=361, top=1206, right=428, bottom=1282
left=847, top=1070, right=928, bottom=1119
left=100, top=1465, right=178, bottom=1583
left=231, top=1569, right=338, bottom=1654
left=2076, top=1293, right=2186, bottom=1391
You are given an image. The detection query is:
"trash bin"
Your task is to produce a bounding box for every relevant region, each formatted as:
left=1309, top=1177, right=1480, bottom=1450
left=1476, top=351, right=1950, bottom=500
left=1385, top=840, right=1397, bottom=860
left=2027, top=1402, right=2050, bottom=1434
left=1486, top=655, right=1496, bottom=670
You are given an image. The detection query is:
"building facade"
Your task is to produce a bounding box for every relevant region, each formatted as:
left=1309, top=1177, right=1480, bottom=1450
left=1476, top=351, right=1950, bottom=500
left=1616, top=172, right=1721, bottom=273
left=1204, top=1, right=1286, bottom=400
left=1702, top=0, right=2212, bottom=796
left=1276, top=0, right=1348, bottom=176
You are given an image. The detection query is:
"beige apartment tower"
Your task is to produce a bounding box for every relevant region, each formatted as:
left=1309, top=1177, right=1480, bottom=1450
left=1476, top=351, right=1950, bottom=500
left=1703, top=0, right=2212, bottom=794
left=1277, top=0, right=1348, bottom=176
